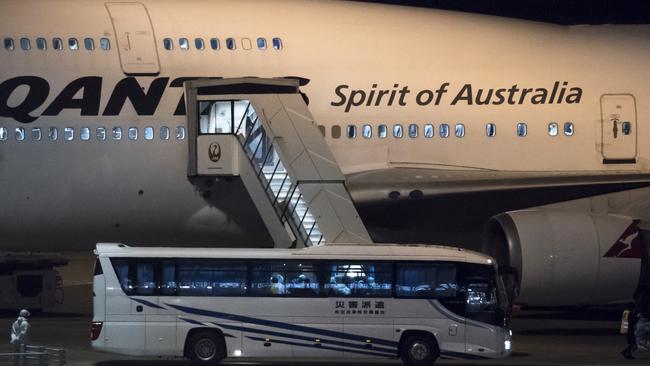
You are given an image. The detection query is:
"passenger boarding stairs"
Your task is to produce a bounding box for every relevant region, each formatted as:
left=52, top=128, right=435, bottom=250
left=186, top=78, right=371, bottom=248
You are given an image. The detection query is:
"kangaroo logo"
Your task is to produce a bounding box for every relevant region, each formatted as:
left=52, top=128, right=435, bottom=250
left=208, top=142, right=221, bottom=162
left=603, top=220, right=643, bottom=258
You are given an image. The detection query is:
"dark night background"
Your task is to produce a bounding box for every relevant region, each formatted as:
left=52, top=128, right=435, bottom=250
left=360, top=0, right=650, bottom=24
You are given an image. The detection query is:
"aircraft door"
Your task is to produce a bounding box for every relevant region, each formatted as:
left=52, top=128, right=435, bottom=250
left=601, top=94, right=637, bottom=164
left=105, top=2, right=160, bottom=75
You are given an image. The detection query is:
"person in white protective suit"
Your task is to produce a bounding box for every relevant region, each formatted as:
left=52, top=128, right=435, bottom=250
left=10, top=309, right=30, bottom=363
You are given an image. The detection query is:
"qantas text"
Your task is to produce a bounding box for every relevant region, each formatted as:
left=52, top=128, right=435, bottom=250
left=331, top=82, right=583, bottom=112
left=0, top=76, right=203, bottom=123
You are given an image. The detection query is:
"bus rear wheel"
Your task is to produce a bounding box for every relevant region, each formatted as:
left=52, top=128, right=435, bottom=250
left=400, top=335, right=439, bottom=366
left=187, top=331, right=225, bottom=366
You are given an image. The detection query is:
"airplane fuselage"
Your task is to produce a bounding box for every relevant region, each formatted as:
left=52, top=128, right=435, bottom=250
left=2, top=0, right=650, bottom=251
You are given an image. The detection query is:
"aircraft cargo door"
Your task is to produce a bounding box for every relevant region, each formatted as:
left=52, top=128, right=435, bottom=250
left=106, top=2, right=160, bottom=76
left=601, top=94, right=637, bottom=164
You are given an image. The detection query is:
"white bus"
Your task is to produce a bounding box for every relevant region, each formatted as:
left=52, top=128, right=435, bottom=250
left=91, top=243, right=512, bottom=365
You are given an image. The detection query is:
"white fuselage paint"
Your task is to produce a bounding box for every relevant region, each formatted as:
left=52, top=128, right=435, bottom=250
left=1, top=0, right=650, bottom=250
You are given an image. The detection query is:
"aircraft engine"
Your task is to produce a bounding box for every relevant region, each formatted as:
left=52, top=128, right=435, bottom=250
left=482, top=209, right=648, bottom=306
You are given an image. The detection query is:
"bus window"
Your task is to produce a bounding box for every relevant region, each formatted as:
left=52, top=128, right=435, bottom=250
left=110, top=259, right=156, bottom=295
left=176, top=259, right=247, bottom=296
left=136, top=262, right=156, bottom=295
left=160, top=259, right=176, bottom=295
left=111, top=259, right=132, bottom=294
left=396, top=262, right=458, bottom=298
left=250, top=262, right=320, bottom=297
left=325, top=262, right=392, bottom=297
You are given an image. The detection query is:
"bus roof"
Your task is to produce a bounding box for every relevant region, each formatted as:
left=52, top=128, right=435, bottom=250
left=95, top=243, right=495, bottom=266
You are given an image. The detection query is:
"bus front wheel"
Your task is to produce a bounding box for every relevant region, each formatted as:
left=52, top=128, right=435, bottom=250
left=400, top=335, right=439, bottom=366
left=187, top=331, right=225, bottom=365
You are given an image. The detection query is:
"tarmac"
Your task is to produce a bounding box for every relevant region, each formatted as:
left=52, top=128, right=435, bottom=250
left=0, top=286, right=648, bottom=366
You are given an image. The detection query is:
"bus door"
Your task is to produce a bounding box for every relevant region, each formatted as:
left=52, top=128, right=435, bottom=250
left=463, top=277, right=500, bottom=355
left=145, top=259, right=176, bottom=356
left=601, top=94, right=637, bottom=164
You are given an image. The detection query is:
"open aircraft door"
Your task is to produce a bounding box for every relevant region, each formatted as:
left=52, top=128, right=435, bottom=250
left=106, top=2, right=160, bottom=76
left=601, top=94, right=637, bottom=164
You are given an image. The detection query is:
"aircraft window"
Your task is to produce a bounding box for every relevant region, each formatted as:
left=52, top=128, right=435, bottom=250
left=0, top=127, right=7, bottom=141
left=486, top=123, right=496, bottom=137
left=128, top=127, right=138, bottom=141
left=144, top=127, right=154, bottom=140
left=378, top=124, right=387, bottom=139
left=64, top=127, right=74, bottom=141
left=272, top=37, right=283, bottom=50
left=331, top=125, right=341, bottom=139
left=96, top=127, right=106, bottom=141
left=179, top=38, right=189, bottom=50
left=31, top=128, right=41, bottom=141
left=564, top=122, right=574, bottom=136
left=455, top=123, right=465, bottom=138
left=100, top=38, right=110, bottom=50
left=194, top=38, right=204, bottom=50
left=517, top=122, right=527, bottom=137
left=4, top=38, right=14, bottom=50
left=318, top=125, right=325, bottom=137
left=52, top=38, right=63, bottom=51
left=48, top=127, right=58, bottom=141
left=112, top=127, right=122, bottom=141
left=548, top=122, right=558, bottom=136
left=362, top=124, right=372, bottom=138
left=15, top=127, right=25, bottom=141
left=409, top=124, right=418, bottom=138
left=393, top=124, right=403, bottom=138
left=347, top=125, right=356, bottom=138
left=622, top=121, right=632, bottom=135
left=226, top=38, right=236, bottom=50
left=176, top=126, right=186, bottom=140
left=163, top=38, right=173, bottom=50
left=242, top=38, right=252, bottom=50
left=36, top=38, right=47, bottom=50
left=439, top=123, right=449, bottom=138
left=257, top=37, right=267, bottom=50
left=80, top=127, right=91, bottom=141
left=210, top=38, right=220, bottom=50
left=20, top=38, right=31, bottom=50
left=160, top=126, right=170, bottom=140
left=68, top=38, right=79, bottom=51
left=424, top=124, right=434, bottom=138
left=84, top=38, right=95, bottom=51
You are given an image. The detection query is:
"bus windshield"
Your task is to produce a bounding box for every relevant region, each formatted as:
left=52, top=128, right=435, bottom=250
left=458, top=263, right=509, bottom=327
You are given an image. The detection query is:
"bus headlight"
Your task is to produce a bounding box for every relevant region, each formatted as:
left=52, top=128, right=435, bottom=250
left=504, top=340, right=512, bottom=351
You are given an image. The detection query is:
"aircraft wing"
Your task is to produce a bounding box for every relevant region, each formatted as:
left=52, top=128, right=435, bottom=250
left=345, top=168, right=650, bottom=245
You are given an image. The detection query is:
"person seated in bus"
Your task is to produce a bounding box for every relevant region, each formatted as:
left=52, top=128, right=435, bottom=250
left=354, top=276, right=376, bottom=296
left=270, top=274, right=285, bottom=295
left=289, top=274, right=316, bottom=296
left=329, top=275, right=351, bottom=296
